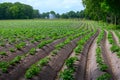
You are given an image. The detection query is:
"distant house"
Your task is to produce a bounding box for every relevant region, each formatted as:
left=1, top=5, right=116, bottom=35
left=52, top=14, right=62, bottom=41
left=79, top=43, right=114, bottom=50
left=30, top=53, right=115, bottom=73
left=49, top=13, right=55, bottom=19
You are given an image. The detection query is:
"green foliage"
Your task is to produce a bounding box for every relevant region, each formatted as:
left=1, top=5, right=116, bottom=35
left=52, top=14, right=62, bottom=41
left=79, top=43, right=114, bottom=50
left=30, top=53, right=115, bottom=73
left=82, top=0, right=120, bottom=24
left=74, top=45, right=83, bottom=55
left=29, top=48, right=36, bottom=55
left=25, top=64, right=40, bottom=79
left=65, top=57, right=77, bottom=68
left=0, top=61, right=9, bottom=73
left=51, top=49, right=58, bottom=56
left=96, top=47, right=108, bottom=71
left=110, top=44, right=120, bottom=52
left=16, top=42, right=26, bottom=50
left=10, top=56, right=22, bottom=65
left=60, top=69, right=74, bottom=80
left=55, top=43, right=65, bottom=49
left=9, top=48, right=15, bottom=52
left=99, top=64, right=108, bottom=71
left=0, top=2, right=38, bottom=19
left=38, top=57, right=49, bottom=66
left=116, top=51, right=120, bottom=58
left=38, top=40, right=53, bottom=49
left=108, top=33, right=114, bottom=44
left=25, top=57, right=49, bottom=79
left=0, top=42, right=5, bottom=47
left=60, top=57, right=79, bottom=80
left=0, top=51, right=7, bottom=56
left=97, top=73, right=111, bottom=80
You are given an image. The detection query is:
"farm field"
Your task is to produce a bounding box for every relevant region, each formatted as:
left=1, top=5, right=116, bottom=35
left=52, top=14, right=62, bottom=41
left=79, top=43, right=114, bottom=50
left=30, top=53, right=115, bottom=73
left=0, top=19, right=120, bottom=80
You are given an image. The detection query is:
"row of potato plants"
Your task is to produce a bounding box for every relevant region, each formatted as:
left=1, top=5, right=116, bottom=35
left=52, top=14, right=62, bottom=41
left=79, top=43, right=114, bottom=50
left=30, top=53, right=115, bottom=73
left=24, top=26, right=87, bottom=79
left=0, top=20, right=79, bottom=48
left=108, top=32, right=120, bottom=58
left=0, top=22, right=83, bottom=73
left=0, top=26, right=79, bottom=73
left=59, top=29, right=96, bottom=80
left=0, top=22, right=81, bottom=56
left=96, top=31, right=111, bottom=80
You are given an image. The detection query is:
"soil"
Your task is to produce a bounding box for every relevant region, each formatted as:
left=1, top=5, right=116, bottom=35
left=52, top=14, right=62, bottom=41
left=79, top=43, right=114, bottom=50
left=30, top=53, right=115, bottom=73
left=101, top=30, right=120, bottom=80
left=29, top=37, right=81, bottom=80
left=0, top=38, right=65, bottom=80
left=74, top=30, right=99, bottom=80
left=85, top=39, right=104, bottom=80
left=0, top=42, right=39, bottom=61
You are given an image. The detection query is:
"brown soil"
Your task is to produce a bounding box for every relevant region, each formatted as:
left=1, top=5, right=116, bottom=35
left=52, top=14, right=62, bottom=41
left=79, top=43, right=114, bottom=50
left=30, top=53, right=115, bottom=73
left=111, top=31, right=120, bottom=46
left=101, top=30, right=120, bottom=80
left=0, top=42, right=39, bottom=61
left=0, top=39, right=33, bottom=60
left=74, top=30, right=99, bottom=80
left=85, top=39, right=104, bottom=80
left=28, top=37, right=81, bottom=80
left=0, top=38, right=65, bottom=80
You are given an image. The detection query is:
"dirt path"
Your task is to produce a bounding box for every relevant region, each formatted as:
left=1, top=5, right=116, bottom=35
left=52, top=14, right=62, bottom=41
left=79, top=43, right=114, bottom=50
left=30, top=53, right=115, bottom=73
left=111, top=31, right=120, bottom=46
left=101, top=30, right=120, bottom=80
left=85, top=39, right=104, bottom=80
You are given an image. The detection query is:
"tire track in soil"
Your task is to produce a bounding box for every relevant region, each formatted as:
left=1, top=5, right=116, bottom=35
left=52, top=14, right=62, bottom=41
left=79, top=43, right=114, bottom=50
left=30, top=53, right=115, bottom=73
left=75, top=30, right=99, bottom=80
left=85, top=39, right=105, bottom=80
left=101, top=30, right=120, bottom=80
left=0, top=38, right=65, bottom=80
left=29, top=37, right=81, bottom=80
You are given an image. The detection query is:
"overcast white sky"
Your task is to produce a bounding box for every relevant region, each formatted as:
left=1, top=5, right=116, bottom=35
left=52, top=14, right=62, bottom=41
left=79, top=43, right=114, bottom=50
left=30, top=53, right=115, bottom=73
left=0, top=0, right=84, bottom=14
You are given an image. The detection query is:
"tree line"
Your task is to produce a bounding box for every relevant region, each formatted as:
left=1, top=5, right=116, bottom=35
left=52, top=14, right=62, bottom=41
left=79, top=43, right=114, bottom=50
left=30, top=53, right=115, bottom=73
left=39, top=10, right=85, bottom=19
left=0, top=2, right=85, bottom=19
left=0, top=2, right=40, bottom=19
left=82, top=0, right=120, bottom=25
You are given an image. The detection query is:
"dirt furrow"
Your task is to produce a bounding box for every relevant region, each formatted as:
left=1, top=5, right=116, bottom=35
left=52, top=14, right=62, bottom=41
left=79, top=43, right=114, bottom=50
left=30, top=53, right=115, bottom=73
left=85, top=39, right=104, bottom=80
left=0, top=38, right=65, bottom=80
left=29, top=37, right=81, bottom=80
left=0, top=42, right=39, bottom=61
left=101, top=30, right=120, bottom=80
left=75, top=30, right=99, bottom=80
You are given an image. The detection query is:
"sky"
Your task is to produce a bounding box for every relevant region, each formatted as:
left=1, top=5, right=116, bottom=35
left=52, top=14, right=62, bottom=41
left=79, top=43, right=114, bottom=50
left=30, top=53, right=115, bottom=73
left=0, top=0, right=84, bottom=14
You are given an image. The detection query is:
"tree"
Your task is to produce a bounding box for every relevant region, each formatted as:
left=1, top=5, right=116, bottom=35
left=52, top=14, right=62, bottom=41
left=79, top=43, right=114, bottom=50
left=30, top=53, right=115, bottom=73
left=0, top=2, right=39, bottom=19
left=33, top=10, right=40, bottom=18
left=67, top=11, right=77, bottom=18
left=0, top=2, right=13, bottom=19
left=82, top=0, right=120, bottom=24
